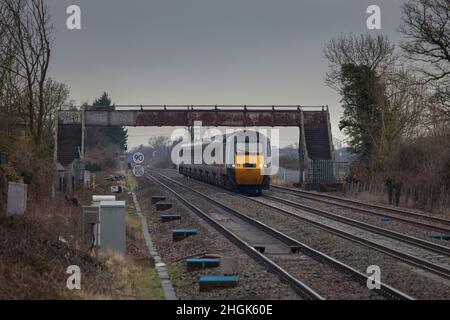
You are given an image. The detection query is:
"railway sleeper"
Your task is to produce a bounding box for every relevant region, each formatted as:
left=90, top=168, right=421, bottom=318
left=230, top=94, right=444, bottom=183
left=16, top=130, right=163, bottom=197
left=151, top=195, right=166, bottom=204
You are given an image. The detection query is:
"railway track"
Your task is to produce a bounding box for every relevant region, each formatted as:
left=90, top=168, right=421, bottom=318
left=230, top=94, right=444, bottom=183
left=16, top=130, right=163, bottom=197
left=262, top=194, right=450, bottom=257
left=243, top=195, right=450, bottom=279
left=158, top=170, right=450, bottom=280
left=146, top=173, right=323, bottom=300
left=150, top=172, right=414, bottom=300
left=271, top=185, right=450, bottom=230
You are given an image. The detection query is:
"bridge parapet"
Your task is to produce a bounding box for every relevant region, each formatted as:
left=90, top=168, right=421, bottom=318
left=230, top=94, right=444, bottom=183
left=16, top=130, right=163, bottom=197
left=80, top=105, right=327, bottom=127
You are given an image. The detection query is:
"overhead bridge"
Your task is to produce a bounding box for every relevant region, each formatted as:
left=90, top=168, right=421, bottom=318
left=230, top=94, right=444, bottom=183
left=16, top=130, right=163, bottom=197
left=83, top=105, right=327, bottom=127
left=56, top=105, right=335, bottom=188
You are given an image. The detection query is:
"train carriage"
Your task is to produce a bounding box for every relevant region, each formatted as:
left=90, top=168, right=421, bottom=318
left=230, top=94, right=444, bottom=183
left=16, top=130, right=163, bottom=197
left=178, top=130, right=271, bottom=195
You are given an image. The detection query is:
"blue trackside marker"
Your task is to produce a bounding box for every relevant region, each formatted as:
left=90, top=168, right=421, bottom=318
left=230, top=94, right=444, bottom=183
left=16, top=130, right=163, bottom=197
left=172, top=229, right=197, bottom=241
left=186, top=258, right=220, bottom=264
left=199, top=275, right=239, bottom=283
left=380, top=215, right=390, bottom=221
left=186, top=258, right=221, bottom=269
left=161, top=214, right=181, bottom=222
left=173, top=229, right=197, bottom=234
left=198, top=275, right=240, bottom=291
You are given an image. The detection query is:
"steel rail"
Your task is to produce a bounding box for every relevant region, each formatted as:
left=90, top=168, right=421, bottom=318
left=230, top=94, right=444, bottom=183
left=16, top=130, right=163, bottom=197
left=242, top=195, right=450, bottom=280
left=271, top=185, right=450, bottom=227
left=146, top=173, right=324, bottom=300
left=154, top=172, right=414, bottom=300
left=263, top=194, right=450, bottom=258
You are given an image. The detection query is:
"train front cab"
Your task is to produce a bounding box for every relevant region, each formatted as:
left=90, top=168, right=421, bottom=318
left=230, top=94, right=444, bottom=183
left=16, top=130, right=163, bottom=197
left=229, top=134, right=271, bottom=195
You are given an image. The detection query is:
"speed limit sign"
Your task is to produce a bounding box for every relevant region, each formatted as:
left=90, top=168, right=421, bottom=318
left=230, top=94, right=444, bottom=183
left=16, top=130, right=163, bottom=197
left=132, top=152, right=145, bottom=164
left=132, top=165, right=145, bottom=177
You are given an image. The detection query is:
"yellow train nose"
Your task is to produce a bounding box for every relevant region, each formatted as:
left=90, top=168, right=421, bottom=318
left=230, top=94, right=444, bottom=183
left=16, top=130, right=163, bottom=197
left=234, top=154, right=265, bottom=185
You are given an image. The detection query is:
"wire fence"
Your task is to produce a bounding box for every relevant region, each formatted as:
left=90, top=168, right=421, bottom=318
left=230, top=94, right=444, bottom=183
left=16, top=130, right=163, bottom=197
left=306, top=160, right=350, bottom=185
left=274, top=160, right=350, bottom=186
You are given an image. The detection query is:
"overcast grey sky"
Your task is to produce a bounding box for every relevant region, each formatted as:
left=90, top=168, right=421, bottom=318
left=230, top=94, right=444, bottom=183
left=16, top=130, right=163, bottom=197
left=46, top=0, right=406, bottom=149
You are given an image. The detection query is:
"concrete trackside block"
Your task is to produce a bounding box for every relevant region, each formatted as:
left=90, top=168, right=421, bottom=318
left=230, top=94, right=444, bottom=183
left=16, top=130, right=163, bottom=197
left=186, top=258, right=221, bottom=270
left=156, top=202, right=172, bottom=211
left=151, top=195, right=166, bottom=204
left=430, top=234, right=450, bottom=240
left=172, top=229, right=197, bottom=241
left=290, top=246, right=301, bottom=254
left=198, top=275, right=239, bottom=291
left=254, top=246, right=265, bottom=253
left=161, top=214, right=182, bottom=223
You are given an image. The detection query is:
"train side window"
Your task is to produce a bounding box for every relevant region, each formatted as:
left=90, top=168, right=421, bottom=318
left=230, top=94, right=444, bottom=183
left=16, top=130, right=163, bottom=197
left=257, top=132, right=260, bottom=154
left=245, top=136, right=249, bottom=155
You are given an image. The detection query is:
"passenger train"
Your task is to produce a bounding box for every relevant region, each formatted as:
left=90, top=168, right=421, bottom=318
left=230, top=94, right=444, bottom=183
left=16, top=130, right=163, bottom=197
left=178, top=130, right=271, bottom=195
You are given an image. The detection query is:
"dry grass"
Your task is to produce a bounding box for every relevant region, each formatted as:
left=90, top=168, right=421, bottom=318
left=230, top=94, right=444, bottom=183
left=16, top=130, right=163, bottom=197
left=270, top=176, right=295, bottom=187
left=98, top=251, right=163, bottom=300
left=0, top=205, right=112, bottom=299
left=0, top=169, right=164, bottom=300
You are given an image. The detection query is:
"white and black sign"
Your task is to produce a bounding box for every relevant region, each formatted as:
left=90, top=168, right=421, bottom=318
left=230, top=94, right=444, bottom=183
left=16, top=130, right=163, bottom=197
left=132, top=152, right=145, bottom=164
left=132, top=165, right=145, bottom=177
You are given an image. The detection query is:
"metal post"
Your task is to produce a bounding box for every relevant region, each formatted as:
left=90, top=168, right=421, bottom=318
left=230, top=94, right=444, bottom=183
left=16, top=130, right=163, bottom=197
left=81, top=106, right=85, bottom=159
left=188, top=126, right=194, bottom=143
left=52, top=111, right=59, bottom=199
left=298, top=126, right=304, bottom=187
left=298, top=108, right=307, bottom=188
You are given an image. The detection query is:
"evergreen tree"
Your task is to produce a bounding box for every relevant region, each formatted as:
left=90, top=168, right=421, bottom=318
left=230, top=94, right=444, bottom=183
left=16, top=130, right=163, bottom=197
left=338, top=64, right=384, bottom=164
left=93, top=92, right=112, bottom=107
left=87, top=92, right=128, bottom=150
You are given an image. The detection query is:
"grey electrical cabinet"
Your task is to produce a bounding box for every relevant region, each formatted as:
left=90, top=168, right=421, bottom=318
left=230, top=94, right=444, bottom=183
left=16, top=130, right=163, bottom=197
left=98, top=200, right=126, bottom=255
left=7, top=182, right=27, bottom=216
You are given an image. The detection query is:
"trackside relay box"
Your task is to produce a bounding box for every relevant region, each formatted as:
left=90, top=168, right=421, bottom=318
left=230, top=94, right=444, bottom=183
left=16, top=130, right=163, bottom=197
left=98, top=200, right=126, bottom=254
left=86, top=195, right=125, bottom=255
left=7, top=182, right=27, bottom=216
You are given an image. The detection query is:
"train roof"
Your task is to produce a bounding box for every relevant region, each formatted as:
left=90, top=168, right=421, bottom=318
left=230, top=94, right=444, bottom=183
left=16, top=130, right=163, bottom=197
left=180, top=129, right=270, bottom=148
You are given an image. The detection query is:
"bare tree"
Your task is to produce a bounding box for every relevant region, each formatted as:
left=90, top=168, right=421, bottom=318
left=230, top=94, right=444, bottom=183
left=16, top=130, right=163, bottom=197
left=400, top=0, right=450, bottom=117
left=324, top=33, right=397, bottom=88
left=0, top=21, right=23, bottom=145
left=0, top=0, right=52, bottom=145
left=377, top=70, right=431, bottom=163
left=40, top=78, right=70, bottom=140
